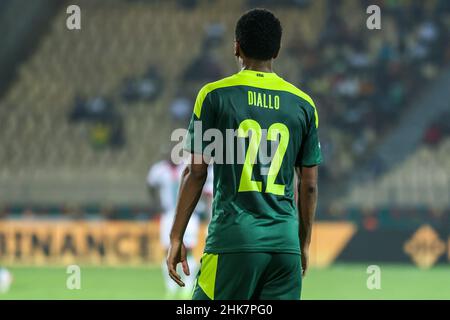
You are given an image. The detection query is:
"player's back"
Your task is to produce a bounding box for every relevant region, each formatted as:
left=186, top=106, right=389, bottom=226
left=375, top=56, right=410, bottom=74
left=185, top=69, right=322, bottom=254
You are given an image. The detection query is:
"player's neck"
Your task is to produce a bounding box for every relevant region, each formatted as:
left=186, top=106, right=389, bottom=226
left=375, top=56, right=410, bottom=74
left=240, top=58, right=273, bottom=73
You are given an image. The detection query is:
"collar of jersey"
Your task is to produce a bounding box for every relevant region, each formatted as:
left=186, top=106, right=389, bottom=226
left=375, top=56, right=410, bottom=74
left=237, top=69, right=280, bottom=80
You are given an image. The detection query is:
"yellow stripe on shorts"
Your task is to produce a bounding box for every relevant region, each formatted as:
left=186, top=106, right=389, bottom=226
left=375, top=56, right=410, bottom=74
left=197, top=253, right=218, bottom=300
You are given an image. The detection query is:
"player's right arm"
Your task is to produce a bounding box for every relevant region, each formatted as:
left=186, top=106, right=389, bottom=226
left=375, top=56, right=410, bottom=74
left=295, top=101, right=322, bottom=277
left=296, top=165, right=318, bottom=277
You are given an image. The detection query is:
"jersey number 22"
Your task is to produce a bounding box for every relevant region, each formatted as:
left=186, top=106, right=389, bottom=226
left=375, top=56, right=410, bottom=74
left=237, top=119, right=289, bottom=196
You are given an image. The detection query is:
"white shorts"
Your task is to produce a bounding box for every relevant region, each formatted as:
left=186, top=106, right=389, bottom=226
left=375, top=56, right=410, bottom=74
left=160, top=210, right=200, bottom=249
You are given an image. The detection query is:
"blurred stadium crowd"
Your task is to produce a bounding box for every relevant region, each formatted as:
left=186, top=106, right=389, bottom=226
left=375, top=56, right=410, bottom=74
left=0, top=0, right=449, bottom=227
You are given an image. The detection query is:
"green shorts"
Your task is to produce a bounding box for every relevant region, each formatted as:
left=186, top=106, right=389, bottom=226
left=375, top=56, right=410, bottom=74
left=192, top=252, right=302, bottom=300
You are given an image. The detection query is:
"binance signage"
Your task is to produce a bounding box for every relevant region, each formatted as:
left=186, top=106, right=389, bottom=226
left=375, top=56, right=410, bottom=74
left=404, top=225, right=449, bottom=269
left=0, top=221, right=163, bottom=265
left=0, top=220, right=354, bottom=267
left=309, top=222, right=356, bottom=267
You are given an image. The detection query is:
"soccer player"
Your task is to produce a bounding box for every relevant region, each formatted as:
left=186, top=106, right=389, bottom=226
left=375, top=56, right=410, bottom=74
left=147, top=153, right=212, bottom=298
left=167, top=8, right=322, bottom=300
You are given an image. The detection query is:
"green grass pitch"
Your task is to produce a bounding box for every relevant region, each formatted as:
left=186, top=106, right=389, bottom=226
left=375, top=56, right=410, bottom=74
left=1, top=264, right=449, bottom=299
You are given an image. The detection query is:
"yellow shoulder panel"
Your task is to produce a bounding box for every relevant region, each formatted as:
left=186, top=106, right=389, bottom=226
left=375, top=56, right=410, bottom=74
left=276, top=80, right=319, bottom=128
left=193, top=75, right=241, bottom=118
left=193, top=73, right=319, bottom=128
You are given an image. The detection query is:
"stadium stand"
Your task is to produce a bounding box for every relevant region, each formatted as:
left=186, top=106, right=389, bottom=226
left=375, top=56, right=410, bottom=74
left=0, top=0, right=449, bottom=218
left=0, top=0, right=326, bottom=205
left=341, top=137, right=450, bottom=209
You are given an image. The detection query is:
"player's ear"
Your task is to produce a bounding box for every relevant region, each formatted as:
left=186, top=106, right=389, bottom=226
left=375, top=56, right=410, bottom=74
left=273, top=44, right=281, bottom=59
left=234, top=40, right=240, bottom=57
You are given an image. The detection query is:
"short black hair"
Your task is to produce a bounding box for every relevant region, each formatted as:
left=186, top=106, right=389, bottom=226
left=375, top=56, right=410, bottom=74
left=235, top=8, right=282, bottom=60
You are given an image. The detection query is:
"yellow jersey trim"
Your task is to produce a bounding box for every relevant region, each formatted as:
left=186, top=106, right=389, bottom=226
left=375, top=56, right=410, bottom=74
left=193, top=70, right=319, bottom=128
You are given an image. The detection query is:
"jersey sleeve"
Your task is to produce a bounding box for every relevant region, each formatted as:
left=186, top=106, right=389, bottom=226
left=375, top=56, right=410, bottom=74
left=297, top=105, right=323, bottom=167
left=184, top=85, right=216, bottom=155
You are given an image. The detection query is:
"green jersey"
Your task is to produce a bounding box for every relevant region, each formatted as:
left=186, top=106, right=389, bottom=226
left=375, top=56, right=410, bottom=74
left=185, top=69, right=322, bottom=254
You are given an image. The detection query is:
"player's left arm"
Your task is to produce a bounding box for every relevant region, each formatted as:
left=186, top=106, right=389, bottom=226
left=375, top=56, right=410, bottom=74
left=167, top=153, right=208, bottom=287
left=167, top=85, right=214, bottom=286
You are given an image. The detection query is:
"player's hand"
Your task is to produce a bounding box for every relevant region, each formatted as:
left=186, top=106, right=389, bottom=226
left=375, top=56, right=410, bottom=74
left=166, top=240, right=190, bottom=287
left=301, top=246, right=309, bottom=277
